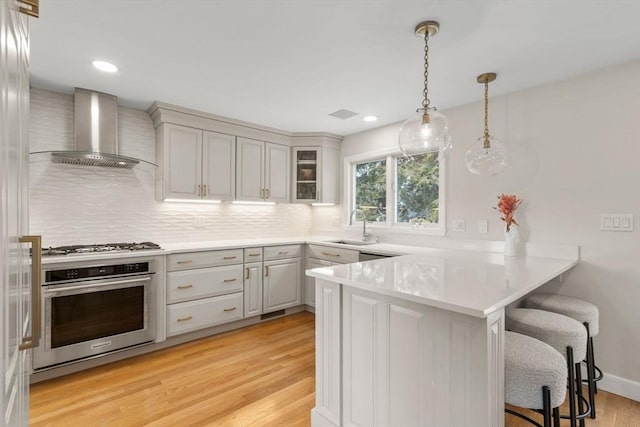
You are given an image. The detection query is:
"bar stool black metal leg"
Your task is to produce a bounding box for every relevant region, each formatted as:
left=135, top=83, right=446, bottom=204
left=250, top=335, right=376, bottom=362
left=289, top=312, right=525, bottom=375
left=575, top=362, right=586, bottom=427
left=553, top=407, right=561, bottom=427
left=567, top=346, right=577, bottom=427
left=542, top=386, right=552, bottom=427
left=585, top=322, right=597, bottom=418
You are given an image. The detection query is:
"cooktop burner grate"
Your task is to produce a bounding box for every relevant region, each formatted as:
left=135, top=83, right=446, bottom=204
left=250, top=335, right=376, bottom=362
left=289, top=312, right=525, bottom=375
left=42, top=242, right=162, bottom=256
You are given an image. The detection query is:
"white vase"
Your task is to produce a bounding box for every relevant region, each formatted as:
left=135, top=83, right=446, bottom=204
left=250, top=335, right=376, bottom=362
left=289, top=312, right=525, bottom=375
left=504, top=224, right=520, bottom=256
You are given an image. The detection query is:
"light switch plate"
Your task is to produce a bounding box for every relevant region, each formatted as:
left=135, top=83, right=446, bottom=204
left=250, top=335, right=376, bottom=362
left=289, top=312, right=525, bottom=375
left=601, top=214, right=634, bottom=231
left=452, top=219, right=466, bottom=232
left=477, top=219, right=488, bottom=234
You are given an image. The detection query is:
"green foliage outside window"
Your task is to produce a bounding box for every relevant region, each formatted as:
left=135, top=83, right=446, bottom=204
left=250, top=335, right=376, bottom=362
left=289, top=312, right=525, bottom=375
left=355, top=160, right=386, bottom=222
left=396, top=153, right=439, bottom=223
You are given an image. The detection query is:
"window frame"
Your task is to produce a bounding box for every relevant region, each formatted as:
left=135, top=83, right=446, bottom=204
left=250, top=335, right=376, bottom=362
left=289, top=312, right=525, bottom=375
left=343, top=147, right=446, bottom=236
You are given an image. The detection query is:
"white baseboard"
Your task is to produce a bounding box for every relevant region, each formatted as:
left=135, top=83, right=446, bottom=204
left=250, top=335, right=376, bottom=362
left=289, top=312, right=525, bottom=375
left=598, top=372, right=640, bottom=402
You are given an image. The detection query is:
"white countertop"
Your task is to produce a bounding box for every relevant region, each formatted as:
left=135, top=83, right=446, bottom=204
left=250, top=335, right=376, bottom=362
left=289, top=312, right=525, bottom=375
left=41, top=235, right=579, bottom=320
left=306, top=251, right=578, bottom=318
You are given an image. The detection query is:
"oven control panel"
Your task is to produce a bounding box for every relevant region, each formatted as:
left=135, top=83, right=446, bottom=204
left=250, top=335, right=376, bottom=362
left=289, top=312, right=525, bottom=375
left=45, top=262, right=150, bottom=284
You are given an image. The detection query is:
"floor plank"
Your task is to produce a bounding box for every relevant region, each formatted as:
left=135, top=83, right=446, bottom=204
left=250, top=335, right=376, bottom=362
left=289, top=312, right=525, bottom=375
left=30, top=311, right=639, bottom=426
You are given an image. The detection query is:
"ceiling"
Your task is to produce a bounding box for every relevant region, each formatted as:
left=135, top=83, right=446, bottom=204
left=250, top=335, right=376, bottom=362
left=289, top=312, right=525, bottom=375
left=30, top=1, right=640, bottom=136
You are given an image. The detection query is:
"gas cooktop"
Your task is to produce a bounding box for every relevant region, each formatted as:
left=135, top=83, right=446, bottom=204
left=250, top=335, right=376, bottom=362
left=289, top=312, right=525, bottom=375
left=42, top=242, right=162, bottom=257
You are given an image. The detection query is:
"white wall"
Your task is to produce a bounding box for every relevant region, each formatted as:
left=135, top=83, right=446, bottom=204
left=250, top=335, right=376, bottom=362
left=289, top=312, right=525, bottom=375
left=321, top=60, right=640, bottom=387
left=29, top=88, right=312, bottom=247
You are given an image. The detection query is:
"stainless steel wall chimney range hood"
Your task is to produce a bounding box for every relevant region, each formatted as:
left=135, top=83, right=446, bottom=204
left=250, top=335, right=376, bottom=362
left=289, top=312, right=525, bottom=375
left=50, top=88, right=141, bottom=168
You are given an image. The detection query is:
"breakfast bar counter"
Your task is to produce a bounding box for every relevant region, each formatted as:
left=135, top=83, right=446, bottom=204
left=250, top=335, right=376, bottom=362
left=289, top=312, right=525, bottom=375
left=306, top=249, right=578, bottom=427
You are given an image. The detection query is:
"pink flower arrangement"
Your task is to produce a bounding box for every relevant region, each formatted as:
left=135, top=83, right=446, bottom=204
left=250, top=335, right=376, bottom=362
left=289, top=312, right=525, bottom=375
left=495, top=194, right=523, bottom=232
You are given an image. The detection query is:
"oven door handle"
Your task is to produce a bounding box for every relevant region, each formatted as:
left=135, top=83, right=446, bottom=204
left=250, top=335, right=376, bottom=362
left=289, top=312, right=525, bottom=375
left=45, top=276, right=152, bottom=294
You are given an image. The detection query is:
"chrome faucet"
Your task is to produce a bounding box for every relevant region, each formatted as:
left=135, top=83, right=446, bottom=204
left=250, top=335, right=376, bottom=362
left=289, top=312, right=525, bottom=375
left=349, top=209, right=370, bottom=241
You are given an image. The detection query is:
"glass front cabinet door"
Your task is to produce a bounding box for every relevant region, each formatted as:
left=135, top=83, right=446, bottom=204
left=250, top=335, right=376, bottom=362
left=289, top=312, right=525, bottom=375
left=291, top=146, right=339, bottom=204
left=294, top=149, right=318, bottom=202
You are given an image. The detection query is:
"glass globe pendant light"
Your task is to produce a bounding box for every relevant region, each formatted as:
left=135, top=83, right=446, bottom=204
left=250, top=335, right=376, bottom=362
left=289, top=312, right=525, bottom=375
left=465, top=72, right=508, bottom=175
left=399, top=21, right=452, bottom=156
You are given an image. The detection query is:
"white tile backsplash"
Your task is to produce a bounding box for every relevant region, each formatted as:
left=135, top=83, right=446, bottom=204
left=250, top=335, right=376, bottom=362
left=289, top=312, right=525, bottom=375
left=29, top=88, right=312, bottom=247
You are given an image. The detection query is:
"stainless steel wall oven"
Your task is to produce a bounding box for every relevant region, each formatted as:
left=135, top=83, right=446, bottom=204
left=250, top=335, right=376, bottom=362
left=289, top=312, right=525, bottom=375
left=34, top=256, right=159, bottom=370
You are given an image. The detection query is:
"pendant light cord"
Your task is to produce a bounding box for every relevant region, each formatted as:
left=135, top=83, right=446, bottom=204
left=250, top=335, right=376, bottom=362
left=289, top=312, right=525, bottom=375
left=422, top=32, right=430, bottom=110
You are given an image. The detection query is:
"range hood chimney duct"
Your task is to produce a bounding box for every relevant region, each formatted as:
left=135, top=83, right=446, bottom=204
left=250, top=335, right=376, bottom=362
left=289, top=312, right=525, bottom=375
left=50, top=88, right=140, bottom=168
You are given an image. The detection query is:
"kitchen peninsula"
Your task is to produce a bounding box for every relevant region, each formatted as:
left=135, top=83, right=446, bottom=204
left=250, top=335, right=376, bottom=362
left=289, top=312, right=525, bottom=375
left=307, top=247, right=578, bottom=427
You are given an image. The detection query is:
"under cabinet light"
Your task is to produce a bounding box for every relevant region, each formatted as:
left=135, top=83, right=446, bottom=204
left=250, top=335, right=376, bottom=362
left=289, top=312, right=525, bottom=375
left=164, top=199, right=222, bottom=204
left=232, top=201, right=277, bottom=206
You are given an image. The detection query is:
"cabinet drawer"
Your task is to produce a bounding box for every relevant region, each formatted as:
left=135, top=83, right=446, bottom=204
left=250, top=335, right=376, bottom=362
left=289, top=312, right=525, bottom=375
left=264, top=244, right=301, bottom=260
left=244, top=247, right=263, bottom=262
left=167, top=264, right=243, bottom=303
left=167, top=293, right=243, bottom=336
left=168, top=249, right=243, bottom=271
left=307, top=244, right=359, bottom=263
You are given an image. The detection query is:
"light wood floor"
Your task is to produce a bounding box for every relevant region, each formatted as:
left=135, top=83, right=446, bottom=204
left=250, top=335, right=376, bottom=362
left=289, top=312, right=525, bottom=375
left=30, top=311, right=639, bottom=426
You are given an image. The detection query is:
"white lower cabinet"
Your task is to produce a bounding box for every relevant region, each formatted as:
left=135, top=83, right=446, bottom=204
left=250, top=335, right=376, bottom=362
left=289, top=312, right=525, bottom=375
left=244, top=261, right=263, bottom=317
left=167, top=293, right=243, bottom=336
left=166, top=249, right=244, bottom=337
left=263, top=258, right=301, bottom=313
left=167, top=264, right=243, bottom=304
left=306, top=258, right=332, bottom=306
left=313, top=281, right=504, bottom=427
left=305, top=245, right=358, bottom=308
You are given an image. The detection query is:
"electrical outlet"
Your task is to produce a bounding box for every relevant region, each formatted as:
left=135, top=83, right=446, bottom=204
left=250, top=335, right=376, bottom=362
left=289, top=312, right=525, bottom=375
left=194, top=216, right=206, bottom=228
left=452, top=219, right=466, bottom=232
left=477, top=219, right=488, bottom=234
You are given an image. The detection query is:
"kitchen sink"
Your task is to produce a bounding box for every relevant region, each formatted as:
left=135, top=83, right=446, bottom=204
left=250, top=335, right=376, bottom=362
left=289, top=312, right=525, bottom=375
left=332, top=239, right=377, bottom=246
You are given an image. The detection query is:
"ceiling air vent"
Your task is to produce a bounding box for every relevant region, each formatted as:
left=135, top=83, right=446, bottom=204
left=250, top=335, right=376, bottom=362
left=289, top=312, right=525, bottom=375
left=328, top=109, right=358, bottom=120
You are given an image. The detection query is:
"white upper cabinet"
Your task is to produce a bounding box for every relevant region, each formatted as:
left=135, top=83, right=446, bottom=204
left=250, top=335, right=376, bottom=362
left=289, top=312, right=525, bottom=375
left=236, top=137, right=265, bottom=201
left=236, top=137, right=290, bottom=203
left=202, top=131, right=235, bottom=201
left=157, top=123, right=235, bottom=201
left=163, top=124, right=202, bottom=199
left=291, top=145, right=340, bottom=204
left=265, top=143, right=290, bottom=203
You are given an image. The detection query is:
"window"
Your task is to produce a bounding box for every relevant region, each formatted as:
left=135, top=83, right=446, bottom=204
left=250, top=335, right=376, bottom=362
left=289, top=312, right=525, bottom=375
left=347, top=149, right=444, bottom=234
left=354, top=159, right=386, bottom=223
left=396, top=152, right=439, bottom=224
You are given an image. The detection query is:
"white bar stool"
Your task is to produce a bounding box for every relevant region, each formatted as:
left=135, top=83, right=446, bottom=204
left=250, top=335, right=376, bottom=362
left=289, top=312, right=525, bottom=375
left=525, top=293, right=601, bottom=418
left=506, top=308, right=590, bottom=427
left=505, top=331, right=567, bottom=427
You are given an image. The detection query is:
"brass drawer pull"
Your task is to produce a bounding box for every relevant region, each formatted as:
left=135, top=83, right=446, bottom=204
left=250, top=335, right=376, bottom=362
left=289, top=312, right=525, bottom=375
left=177, top=260, right=193, bottom=265
left=223, top=278, right=237, bottom=283
left=248, top=253, right=261, bottom=257
left=223, top=256, right=237, bottom=260
left=177, top=284, right=193, bottom=289
left=321, top=252, right=340, bottom=257
left=177, top=316, right=192, bottom=322
left=246, top=268, right=250, bottom=279
left=265, top=266, right=269, bottom=277
left=223, top=307, right=237, bottom=312
left=278, top=251, right=289, bottom=255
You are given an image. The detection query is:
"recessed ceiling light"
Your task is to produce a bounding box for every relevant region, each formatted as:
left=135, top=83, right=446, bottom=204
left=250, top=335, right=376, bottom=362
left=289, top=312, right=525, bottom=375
left=363, top=116, right=378, bottom=122
left=91, top=60, right=118, bottom=73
